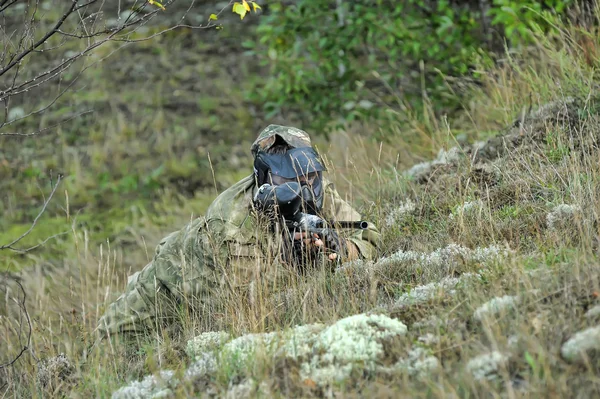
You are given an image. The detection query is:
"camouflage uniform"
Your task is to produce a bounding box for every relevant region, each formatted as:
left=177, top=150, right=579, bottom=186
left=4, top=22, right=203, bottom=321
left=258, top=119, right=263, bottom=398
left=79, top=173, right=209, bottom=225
left=96, top=125, right=380, bottom=338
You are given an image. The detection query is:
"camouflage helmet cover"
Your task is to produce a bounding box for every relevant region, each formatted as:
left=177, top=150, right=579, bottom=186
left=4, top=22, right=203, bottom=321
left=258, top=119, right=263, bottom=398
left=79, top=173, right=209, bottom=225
left=251, top=125, right=312, bottom=156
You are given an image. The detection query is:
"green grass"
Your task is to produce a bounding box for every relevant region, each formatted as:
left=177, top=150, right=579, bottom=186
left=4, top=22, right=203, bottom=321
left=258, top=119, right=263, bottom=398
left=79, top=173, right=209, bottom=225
left=2, top=10, right=600, bottom=399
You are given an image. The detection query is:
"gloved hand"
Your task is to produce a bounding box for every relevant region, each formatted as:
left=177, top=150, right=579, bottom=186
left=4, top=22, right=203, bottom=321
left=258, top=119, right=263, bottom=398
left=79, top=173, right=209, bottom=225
left=282, top=231, right=321, bottom=271
left=318, top=228, right=348, bottom=260
left=284, top=229, right=348, bottom=268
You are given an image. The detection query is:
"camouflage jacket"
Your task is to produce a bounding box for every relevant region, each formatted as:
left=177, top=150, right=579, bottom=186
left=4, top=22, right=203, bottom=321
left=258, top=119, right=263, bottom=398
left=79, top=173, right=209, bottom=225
left=96, top=175, right=380, bottom=338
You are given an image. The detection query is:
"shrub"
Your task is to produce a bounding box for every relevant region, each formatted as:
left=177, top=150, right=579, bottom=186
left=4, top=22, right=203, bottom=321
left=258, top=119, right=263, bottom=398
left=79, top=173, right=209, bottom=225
left=246, top=0, right=573, bottom=133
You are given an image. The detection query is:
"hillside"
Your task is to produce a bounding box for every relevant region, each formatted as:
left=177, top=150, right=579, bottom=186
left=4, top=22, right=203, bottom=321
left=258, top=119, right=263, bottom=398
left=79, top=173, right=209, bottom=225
left=104, top=96, right=600, bottom=398
left=1, top=2, right=600, bottom=398
left=7, top=91, right=599, bottom=397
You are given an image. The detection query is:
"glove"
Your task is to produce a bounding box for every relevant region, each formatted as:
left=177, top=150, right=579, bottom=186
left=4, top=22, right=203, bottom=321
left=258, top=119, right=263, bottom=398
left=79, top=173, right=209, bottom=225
left=280, top=228, right=319, bottom=271
left=319, top=228, right=348, bottom=260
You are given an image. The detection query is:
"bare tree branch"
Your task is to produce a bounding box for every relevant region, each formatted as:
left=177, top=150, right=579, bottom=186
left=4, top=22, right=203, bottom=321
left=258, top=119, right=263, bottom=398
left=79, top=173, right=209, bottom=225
left=9, top=231, right=71, bottom=254
left=0, top=174, right=63, bottom=252
left=0, top=0, right=19, bottom=14
left=0, top=46, right=95, bottom=130
left=0, top=1, right=79, bottom=78
left=0, top=279, right=34, bottom=369
left=0, top=0, right=228, bottom=108
left=0, top=109, right=92, bottom=136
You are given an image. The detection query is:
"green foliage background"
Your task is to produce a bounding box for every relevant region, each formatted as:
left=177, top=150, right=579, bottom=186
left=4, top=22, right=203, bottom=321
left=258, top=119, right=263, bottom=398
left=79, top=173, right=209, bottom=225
left=246, top=0, right=574, bottom=132
left=0, top=0, right=584, bottom=267
left=2, top=1, right=600, bottom=396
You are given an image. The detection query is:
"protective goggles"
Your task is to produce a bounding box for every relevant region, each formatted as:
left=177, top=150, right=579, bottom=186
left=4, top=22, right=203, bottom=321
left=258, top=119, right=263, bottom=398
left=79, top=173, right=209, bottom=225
left=254, top=147, right=326, bottom=213
left=256, top=147, right=325, bottom=177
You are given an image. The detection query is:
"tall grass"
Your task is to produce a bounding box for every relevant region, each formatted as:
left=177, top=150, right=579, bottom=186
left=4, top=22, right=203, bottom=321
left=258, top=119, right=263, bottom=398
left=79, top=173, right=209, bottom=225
left=2, top=16, right=600, bottom=398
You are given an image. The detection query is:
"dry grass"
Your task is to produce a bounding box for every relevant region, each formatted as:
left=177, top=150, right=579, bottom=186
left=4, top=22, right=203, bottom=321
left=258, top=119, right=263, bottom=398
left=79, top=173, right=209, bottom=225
left=2, top=18, right=600, bottom=399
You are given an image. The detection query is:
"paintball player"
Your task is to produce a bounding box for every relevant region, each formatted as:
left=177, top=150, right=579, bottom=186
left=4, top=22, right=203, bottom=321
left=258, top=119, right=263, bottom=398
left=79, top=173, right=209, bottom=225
left=96, top=125, right=380, bottom=340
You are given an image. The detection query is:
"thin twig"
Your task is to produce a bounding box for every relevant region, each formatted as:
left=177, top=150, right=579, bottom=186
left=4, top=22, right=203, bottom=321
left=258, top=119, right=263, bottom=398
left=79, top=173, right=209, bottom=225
left=0, top=2, right=155, bottom=102
left=0, top=110, right=92, bottom=136
left=0, top=174, right=63, bottom=251
left=9, top=231, right=70, bottom=254
left=0, top=280, right=33, bottom=369
left=0, top=0, right=230, bottom=135
left=0, top=1, right=78, bottom=77
left=0, top=0, right=19, bottom=14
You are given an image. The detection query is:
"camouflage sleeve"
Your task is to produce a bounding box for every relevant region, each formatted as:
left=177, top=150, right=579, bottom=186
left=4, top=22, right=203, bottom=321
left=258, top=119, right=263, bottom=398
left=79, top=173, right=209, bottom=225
left=213, top=217, right=284, bottom=290
left=95, top=214, right=279, bottom=341
left=96, top=217, right=223, bottom=339
left=321, top=182, right=381, bottom=259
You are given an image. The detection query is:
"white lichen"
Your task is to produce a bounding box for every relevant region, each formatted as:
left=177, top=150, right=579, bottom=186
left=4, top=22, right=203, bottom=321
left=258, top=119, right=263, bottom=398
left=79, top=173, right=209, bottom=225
left=466, top=351, right=508, bottom=381
left=405, top=161, right=434, bottom=180
left=334, top=258, right=371, bottom=274
left=36, top=353, right=74, bottom=388
left=419, top=244, right=472, bottom=270
left=225, top=379, right=272, bottom=399
left=585, top=305, right=600, bottom=319
left=111, top=370, right=178, bottom=399
left=300, top=314, right=407, bottom=385
left=377, top=244, right=506, bottom=274
left=222, top=331, right=279, bottom=364
left=418, top=333, right=439, bottom=346
left=471, top=245, right=509, bottom=263
left=225, top=379, right=255, bottom=399
left=385, top=199, right=417, bottom=226
left=394, top=273, right=479, bottom=308
left=186, top=330, right=231, bottom=359
left=546, top=203, right=581, bottom=232
left=314, top=314, right=407, bottom=364
left=449, top=200, right=484, bottom=220
left=301, top=363, right=354, bottom=385
left=375, top=244, right=471, bottom=276
left=404, top=147, right=462, bottom=180
left=185, top=352, right=218, bottom=380
left=561, top=325, right=600, bottom=363
left=473, top=295, right=519, bottom=321
left=437, top=147, right=462, bottom=163
left=337, top=244, right=508, bottom=278
left=393, top=347, right=440, bottom=377
left=412, top=315, right=444, bottom=329
left=280, top=323, right=324, bottom=358
left=473, top=141, right=487, bottom=151
left=118, top=314, right=411, bottom=394
left=507, top=335, right=521, bottom=351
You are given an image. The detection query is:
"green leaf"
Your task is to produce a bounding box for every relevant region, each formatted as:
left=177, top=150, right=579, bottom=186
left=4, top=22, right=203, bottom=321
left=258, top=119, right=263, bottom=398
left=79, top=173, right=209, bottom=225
left=209, top=13, right=218, bottom=20
left=250, top=1, right=261, bottom=11
left=232, top=2, right=247, bottom=19
left=148, top=0, right=165, bottom=11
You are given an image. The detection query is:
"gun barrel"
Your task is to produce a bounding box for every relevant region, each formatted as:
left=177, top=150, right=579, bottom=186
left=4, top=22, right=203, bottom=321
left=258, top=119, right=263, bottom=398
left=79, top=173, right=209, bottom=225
left=315, top=220, right=368, bottom=229
left=337, top=220, right=369, bottom=229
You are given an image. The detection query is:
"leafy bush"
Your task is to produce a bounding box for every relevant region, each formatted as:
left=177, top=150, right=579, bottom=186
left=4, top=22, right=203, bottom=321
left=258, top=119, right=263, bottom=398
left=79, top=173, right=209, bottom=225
left=246, top=0, right=573, bottom=133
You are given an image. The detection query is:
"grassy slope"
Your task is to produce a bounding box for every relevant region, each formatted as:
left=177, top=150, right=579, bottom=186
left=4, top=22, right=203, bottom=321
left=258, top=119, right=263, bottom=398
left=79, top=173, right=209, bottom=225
left=1, top=13, right=600, bottom=399
left=0, top=8, right=265, bottom=270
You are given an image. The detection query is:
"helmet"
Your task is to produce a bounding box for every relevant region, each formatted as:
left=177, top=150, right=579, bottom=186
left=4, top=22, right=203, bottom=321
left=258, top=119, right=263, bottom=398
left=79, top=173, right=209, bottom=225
left=251, top=125, right=312, bottom=156
left=253, top=147, right=326, bottom=214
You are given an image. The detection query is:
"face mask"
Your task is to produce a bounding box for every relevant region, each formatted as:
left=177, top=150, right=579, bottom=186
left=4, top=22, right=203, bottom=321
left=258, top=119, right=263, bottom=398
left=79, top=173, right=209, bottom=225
left=254, top=147, right=326, bottom=214
left=298, top=176, right=323, bottom=214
